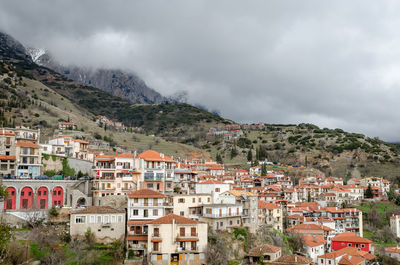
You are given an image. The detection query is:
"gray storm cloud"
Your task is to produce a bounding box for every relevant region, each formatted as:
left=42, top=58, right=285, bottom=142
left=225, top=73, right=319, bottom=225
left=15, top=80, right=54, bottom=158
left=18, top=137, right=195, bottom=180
left=1, top=0, right=400, bottom=140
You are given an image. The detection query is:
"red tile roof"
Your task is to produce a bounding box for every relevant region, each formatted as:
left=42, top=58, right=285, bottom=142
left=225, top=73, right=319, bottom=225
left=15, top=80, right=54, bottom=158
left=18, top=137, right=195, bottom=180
left=16, top=141, right=41, bottom=148
left=0, top=130, right=15, bottom=136
left=72, top=206, right=125, bottom=214
left=248, top=244, right=281, bottom=257
left=149, top=213, right=198, bottom=224
left=332, top=232, right=372, bottom=244
left=258, top=200, right=280, bottom=210
left=137, top=150, right=174, bottom=162
left=0, top=155, right=16, bottom=160
left=128, top=189, right=167, bottom=199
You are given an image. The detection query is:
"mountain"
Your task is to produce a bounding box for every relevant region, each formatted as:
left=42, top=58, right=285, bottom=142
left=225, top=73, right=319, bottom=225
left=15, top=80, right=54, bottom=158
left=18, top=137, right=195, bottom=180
left=26, top=48, right=166, bottom=104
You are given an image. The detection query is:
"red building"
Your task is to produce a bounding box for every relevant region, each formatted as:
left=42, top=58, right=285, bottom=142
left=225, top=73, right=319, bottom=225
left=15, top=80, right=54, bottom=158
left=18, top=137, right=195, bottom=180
left=332, top=232, right=372, bottom=252
left=4, top=187, right=16, bottom=210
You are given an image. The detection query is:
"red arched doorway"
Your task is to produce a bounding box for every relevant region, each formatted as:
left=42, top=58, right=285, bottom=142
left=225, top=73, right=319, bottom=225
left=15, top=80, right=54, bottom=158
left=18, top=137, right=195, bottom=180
left=4, top=187, right=16, bottom=210
left=20, top=187, right=33, bottom=209
left=37, top=187, right=49, bottom=209
left=52, top=186, right=63, bottom=206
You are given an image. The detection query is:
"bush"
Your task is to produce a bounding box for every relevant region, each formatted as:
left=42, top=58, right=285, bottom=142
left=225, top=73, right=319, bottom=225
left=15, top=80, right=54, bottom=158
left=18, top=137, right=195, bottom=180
left=49, top=206, right=59, bottom=217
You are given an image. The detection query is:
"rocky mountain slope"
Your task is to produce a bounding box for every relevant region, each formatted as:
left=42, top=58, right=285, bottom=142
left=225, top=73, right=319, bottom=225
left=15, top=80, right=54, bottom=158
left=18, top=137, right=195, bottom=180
left=26, top=47, right=166, bottom=104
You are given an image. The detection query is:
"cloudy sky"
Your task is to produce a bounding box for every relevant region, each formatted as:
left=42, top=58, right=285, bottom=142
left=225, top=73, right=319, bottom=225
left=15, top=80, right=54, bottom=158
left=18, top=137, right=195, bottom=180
left=1, top=1, right=400, bottom=141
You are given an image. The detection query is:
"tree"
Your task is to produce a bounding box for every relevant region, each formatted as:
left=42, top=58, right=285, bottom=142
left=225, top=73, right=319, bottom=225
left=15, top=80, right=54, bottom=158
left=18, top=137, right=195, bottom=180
left=247, top=149, right=253, bottom=162
left=85, top=227, right=95, bottom=247
left=49, top=206, right=59, bottom=217
left=261, top=164, right=267, bottom=176
left=216, top=153, right=223, bottom=164
left=365, top=184, right=373, bottom=199
left=230, top=147, right=238, bottom=159
left=307, top=191, right=311, bottom=202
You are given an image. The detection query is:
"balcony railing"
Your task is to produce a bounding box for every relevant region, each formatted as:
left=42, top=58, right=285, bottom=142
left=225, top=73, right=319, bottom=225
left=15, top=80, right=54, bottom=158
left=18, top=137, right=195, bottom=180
left=177, top=246, right=199, bottom=252
left=129, top=244, right=147, bottom=250
left=177, top=233, right=198, bottom=238
left=130, top=202, right=172, bottom=207
left=203, top=213, right=241, bottom=218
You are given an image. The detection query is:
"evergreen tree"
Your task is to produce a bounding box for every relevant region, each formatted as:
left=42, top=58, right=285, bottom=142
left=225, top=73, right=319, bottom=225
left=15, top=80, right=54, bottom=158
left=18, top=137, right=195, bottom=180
left=216, top=153, right=223, bottom=164
left=261, top=164, right=267, bottom=176
left=365, top=184, right=373, bottom=198
left=230, top=147, right=238, bottom=159
left=247, top=149, right=253, bottom=162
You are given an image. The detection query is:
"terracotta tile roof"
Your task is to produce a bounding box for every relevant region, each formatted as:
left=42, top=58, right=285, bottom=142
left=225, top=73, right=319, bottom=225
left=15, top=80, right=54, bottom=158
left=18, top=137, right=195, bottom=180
left=386, top=246, right=400, bottom=253
left=247, top=244, right=281, bottom=257
left=72, top=206, right=125, bottom=214
left=16, top=141, right=41, bottom=148
left=137, top=150, right=174, bottom=162
left=0, top=155, right=16, bottom=160
left=273, top=254, right=312, bottom=264
left=0, top=130, right=15, bottom=136
left=258, top=200, right=280, bottom=210
left=198, top=180, right=224, bottom=184
left=96, top=155, right=115, bottom=162
left=116, top=152, right=134, bottom=158
left=227, top=190, right=257, bottom=197
left=287, top=223, right=334, bottom=232
left=332, top=232, right=372, bottom=244
left=128, top=189, right=167, bottom=199
left=302, top=235, right=326, bottom=247
left=319, top=247, right=375, bottom=261
left=72, top=139, right=89, bottom=144
left=149, top=213, right=198, bottom=224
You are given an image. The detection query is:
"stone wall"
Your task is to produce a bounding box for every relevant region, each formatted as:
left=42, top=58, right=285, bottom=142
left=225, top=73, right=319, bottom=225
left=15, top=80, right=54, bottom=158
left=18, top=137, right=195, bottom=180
left=68, top=158, right=93, bottom=176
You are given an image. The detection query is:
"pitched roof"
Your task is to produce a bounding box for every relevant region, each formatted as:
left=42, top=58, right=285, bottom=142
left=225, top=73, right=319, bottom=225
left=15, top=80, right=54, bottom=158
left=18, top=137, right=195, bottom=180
left=16, top=141, right=41, bottom=148
left=303, top=235, right=326, bottom=247
left=149, top=213, right=198, bottom=224
left=198, top=180, right=224, bottom=184
left=258, top=200, right=280, bottom=210
left=332, top=232, right=372, bottom=244
left=287, top=223, right=334, bottom=232
left=72, top=139, right=89, bottom=144
left=0, top=155, right=16, bottom=160
left=227, top=190, right=257, bottom=197
left=72, top=206, right=125, bottom=214
left=0, top=130, right=15, bottom=136
left=137, top=150, right=174, bottom=162
left=319, top=247, right=375, bottom=262
left=248, top=244, right=281, bottom=257
left=128, top=189, right=167, bottom=198
left=273, top=254, right=312, bottom=264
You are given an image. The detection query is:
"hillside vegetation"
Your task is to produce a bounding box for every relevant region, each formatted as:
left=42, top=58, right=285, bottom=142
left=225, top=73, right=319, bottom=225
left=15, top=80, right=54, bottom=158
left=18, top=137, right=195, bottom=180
left=0, top=60, right=206, bottom=158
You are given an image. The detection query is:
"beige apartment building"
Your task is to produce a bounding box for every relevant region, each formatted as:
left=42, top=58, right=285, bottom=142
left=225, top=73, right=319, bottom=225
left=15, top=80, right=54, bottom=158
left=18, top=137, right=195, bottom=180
left=147, top=214, right=208, bottom=265
left=70, top=206, right=125, bottom=244
left=172, top=194, right=212, bottom=219
left=258, top=200, right=283, bottom=232
left=0, top=129, right=16, bottom=177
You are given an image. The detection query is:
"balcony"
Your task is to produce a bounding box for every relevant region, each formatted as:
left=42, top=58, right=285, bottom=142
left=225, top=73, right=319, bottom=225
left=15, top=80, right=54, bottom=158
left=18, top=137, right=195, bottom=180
left=130, top=202, right=172, bottom=207
left=177, top=233, right=198, bottom=238
left=129, top=244, right=147, bottom=250
left=102, top=222, right=111, bottom=227
left=203, top=213, right=241, bottom=218
left=176, top=246, right=199, bottom=252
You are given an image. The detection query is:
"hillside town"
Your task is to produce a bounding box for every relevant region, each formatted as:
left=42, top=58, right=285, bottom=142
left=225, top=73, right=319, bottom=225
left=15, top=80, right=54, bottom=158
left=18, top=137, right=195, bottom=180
left=0, top=126, right=399, bottom=264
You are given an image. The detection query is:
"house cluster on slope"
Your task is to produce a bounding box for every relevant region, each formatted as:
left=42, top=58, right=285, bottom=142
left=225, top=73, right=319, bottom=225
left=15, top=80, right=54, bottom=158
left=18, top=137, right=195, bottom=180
left=0, top=126, right=393, bottom=264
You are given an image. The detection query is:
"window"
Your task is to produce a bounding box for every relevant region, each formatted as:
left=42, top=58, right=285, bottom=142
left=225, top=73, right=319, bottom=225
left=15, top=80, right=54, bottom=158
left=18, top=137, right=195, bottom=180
left=118, top=215, right=123, bottom=223
left=230, top=220, right=233, bottom=225
left=144, top=210, right=148, bottom=217
left=153, top=242, right=159, bottom=251
left=180, top=211, right=184, bottom=216
left=215, top=188, right=220, bottom=192
left=134, top=198, right=138, bottom=203
left=38, top=191, right=41, bottom=196
left=192, top=198, right=195, bottom=203
left=206, top=208, right=212, bottom=214
left=111, top=216, right=116, bottom=223
left=199, top=197, right=202, bottom=202
left=180, top=227, right=185, bottom=236
left=130, top=226, right=134, bottom=231
left=90, top=215, right=95, bottom=223
left=361, top=244, right=365, bottom=248
left=104, top=216, right=109, bottom=223
left=133, top=210, right=139, bottom=216
left=75, top=216, right=86, bottom=224
left=97, top=216, right=102, bottom=223
left=21, top=192, right=24, bottom=196
left=207, top=197, right=211, bottom=202
left=220, top=222, right=223, bottom=227
left=348, top=243, right=352, bottom=247
left=178, top=198, right=185, bottom=203
left=154, top=228, right=159, bottom=237
left=191, top=227, right=196, bottom=236
left=153, top=209, right=158, bottom=216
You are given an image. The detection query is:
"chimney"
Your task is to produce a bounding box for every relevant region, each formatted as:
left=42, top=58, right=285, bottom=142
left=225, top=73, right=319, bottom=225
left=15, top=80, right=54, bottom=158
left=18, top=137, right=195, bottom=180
left=313, top=235, right=317, bottom=242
